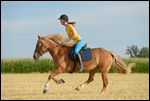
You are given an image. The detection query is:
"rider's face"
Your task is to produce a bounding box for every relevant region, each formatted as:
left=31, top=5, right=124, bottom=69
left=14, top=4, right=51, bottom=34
left=60, top=19, right=66, bottom=25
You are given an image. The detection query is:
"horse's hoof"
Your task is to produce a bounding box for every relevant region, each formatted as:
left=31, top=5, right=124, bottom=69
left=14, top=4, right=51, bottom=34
left=43, top=89, right=47, bottom=94
left=56, top=79, right=65, bottom=84
left=61, top=79, right=65, bottom=83
left=75, top=87, right=80, bottom=91
left=59, top=78, right=65, bottom=83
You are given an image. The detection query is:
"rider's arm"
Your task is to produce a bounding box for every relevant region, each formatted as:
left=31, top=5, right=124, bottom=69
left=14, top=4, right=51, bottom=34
left=61, top=28, right=76, bottom=45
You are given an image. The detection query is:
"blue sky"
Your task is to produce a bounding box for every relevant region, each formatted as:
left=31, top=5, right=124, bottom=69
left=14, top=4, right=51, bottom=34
left=1, top=1, right=149, bottom=58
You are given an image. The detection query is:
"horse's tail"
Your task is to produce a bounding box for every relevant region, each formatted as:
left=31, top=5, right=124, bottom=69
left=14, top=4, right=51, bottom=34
left=110, top=52, right=135, bottom=74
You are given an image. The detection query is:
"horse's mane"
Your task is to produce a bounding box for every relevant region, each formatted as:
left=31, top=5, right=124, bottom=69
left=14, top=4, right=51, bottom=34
left=43, top=33, right=67, bottom=44
left=43, top=33, right=75, bottom=47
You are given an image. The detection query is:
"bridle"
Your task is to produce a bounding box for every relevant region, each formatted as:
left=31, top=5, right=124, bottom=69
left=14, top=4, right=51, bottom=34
left=34, top=39, right=63, bottom=56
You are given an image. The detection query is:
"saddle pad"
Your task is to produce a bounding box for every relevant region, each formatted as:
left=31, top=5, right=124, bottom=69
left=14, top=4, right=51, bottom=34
left=80, top=48, right=92, bottom=61
left=67, top=48, right=92, bottom=61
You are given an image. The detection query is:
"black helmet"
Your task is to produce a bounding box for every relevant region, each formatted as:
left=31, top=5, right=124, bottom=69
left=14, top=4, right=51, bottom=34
left=58, top=14, right=69, bottom=21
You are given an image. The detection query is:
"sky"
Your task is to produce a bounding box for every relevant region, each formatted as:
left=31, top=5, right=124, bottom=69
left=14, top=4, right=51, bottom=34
left=1, top=1, right=149, bottom=58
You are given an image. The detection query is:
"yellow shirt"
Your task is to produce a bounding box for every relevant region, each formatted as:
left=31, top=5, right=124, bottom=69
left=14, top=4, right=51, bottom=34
left=66, top=24, right=81, bottom=42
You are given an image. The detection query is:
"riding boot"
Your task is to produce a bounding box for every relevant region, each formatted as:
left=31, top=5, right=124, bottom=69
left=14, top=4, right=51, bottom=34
left=77, top=53, right=84, bottom=71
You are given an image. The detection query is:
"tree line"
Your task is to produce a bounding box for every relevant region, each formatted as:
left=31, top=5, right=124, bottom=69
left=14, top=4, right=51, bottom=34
left=126, top=45, right=149, bottom=58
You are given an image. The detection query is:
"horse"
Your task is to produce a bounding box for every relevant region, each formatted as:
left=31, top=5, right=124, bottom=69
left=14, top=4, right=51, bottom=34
left=33, top=33, right=135, bottom=94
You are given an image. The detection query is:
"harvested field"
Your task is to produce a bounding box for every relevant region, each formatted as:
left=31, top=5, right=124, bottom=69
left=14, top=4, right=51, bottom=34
left=1, top=73, right=149, bottom=100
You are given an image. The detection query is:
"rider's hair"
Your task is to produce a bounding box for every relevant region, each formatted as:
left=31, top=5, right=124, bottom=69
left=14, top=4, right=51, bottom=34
left=68, top=22, right=76, bottom=26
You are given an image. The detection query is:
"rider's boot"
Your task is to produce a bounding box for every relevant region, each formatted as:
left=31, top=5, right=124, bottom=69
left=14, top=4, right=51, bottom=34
left=77, top=53, right=84, bottom=72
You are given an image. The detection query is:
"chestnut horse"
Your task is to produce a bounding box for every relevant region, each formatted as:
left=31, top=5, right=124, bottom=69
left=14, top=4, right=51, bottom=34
left=33, top=34, right=135, bottom=94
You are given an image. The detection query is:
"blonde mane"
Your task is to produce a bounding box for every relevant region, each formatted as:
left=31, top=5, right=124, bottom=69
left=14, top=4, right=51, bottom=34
left=43, top=33, right=67, bottom=44
left=43, top=33, right=75, bottom=47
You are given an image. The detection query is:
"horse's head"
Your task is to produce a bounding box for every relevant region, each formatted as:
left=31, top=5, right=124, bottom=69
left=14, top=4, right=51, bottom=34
left=33, top=34, right=73, bottom=59
left=33, top=35, right=49, bottom=60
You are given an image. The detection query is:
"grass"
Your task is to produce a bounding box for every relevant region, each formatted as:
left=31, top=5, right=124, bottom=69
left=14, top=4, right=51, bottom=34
left=1, top=58, right=149, bottom=73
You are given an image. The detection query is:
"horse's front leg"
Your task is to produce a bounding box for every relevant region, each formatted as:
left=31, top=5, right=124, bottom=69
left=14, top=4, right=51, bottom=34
left=52, top=78, right=65, bottom=84
left=43, top=67, right=64, bottom=94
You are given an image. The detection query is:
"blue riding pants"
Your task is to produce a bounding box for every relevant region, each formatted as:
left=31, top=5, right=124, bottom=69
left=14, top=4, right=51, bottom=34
left=73, top=39, right=85, bottom=56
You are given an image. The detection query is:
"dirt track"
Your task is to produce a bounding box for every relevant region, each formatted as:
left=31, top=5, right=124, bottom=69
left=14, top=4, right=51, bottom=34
left=1, top=73, right=149, bottom=100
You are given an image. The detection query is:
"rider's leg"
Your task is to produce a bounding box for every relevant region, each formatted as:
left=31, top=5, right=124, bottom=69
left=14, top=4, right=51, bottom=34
left=74, top=39, right=85, bottom=71
left=77, top=53, right=84, bottom=71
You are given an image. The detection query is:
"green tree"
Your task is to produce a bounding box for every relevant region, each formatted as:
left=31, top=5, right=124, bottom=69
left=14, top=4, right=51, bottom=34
left=138, top=47, right=149, bottom=58
left=126, top=45, right=149, bottom=58
left=126, top=45, right=139, bottom=58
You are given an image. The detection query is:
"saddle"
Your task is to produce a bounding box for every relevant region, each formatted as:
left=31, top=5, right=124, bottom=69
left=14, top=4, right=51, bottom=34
left=67, top=43, right=92, bottom=61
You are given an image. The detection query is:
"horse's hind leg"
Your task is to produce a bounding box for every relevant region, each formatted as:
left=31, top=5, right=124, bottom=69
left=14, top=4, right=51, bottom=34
left=100, top=64, right=112, bottom=94
left=100, top=71, right=108, bottom=94
left=75, top=68, right=97, bottom=91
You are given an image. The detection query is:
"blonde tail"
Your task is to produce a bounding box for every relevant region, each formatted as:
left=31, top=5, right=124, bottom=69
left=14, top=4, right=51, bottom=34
left=110, top=52, right=135, bottom=74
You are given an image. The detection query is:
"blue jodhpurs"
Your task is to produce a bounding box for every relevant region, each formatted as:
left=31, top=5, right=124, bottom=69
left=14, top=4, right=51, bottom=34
left=73, top=39, right=85, bottom=56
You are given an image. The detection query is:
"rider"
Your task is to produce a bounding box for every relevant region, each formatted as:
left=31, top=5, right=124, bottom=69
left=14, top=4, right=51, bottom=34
left=58, top=14, right=85, bottom=71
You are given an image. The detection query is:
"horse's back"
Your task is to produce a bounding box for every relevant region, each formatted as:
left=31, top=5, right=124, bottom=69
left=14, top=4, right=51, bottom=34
left=92, top=47, right=111, bottom=56
left=91, top=47, right=113, bottom=63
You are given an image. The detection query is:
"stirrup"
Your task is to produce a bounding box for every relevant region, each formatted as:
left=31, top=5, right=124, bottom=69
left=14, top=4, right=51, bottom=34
left=80, top=67, right=84, bottom=71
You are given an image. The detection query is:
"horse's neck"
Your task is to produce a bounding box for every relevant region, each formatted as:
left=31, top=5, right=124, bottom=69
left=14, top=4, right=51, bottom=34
left=44, top=38, right=68, bottom=60
left=48, top=45, right=68, bottom=62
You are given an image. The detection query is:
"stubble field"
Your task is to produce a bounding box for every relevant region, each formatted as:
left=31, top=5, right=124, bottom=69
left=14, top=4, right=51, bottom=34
left=1, top=73, right=149, bottom=100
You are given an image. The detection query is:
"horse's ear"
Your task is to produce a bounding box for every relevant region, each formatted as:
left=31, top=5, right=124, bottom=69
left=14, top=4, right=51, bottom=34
left=38, top=35, right=41, bottom=39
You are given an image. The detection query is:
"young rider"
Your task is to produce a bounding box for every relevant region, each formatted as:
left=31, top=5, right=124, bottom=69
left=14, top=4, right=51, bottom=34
left=58, top=14, right=85, bottom=71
